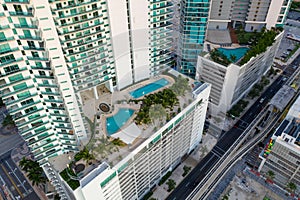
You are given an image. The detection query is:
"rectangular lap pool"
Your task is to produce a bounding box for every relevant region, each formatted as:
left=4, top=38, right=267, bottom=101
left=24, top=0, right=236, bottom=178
left=106, top=108, right=134, bottom=135
left=130, top=78, right=169, bottom=98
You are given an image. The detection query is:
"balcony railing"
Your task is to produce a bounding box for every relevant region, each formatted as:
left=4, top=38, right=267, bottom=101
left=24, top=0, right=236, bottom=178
left=0, top=25, right=10, bottom=30
left=4, top=0, right=29, bottom=3
left=19, top=35, right=42, bottom=40
left=14, top=24, right=37, bottom=29
left=9, top=11, right=33, bottom=16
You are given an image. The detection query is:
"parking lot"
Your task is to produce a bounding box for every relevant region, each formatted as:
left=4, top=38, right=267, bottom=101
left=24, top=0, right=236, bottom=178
left=222, top=175, right=283, bottom=200
left=276, top=11, right=300, bottom=62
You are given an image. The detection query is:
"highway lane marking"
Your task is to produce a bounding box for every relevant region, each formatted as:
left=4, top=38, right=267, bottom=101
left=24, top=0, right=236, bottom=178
left=5, top=161, right=28, bottom=193
left=214, top=145, right=225, bottom=153
left=0, top=164, right=24, bottom=199
left=199, top=155, right=216, bottom=171
left=211, top=151, right=221, bottom=158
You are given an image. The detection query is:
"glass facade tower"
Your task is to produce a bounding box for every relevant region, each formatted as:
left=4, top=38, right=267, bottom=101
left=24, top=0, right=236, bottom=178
left=178, top=0, right=210, bottom=78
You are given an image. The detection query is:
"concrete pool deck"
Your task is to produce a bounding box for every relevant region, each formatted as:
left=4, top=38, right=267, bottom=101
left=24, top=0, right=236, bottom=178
left=79, top=71, right=195, bottom=166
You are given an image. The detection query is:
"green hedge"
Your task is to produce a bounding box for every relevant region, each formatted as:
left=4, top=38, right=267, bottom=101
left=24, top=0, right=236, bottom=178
left=60, top=168, right=80, bottom=190
left=158, top=171, right=172, bottom=186
left=240, top=29, right=278, bottom=65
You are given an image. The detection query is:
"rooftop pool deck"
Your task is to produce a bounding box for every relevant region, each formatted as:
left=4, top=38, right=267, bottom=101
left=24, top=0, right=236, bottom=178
left=129, top=78, right=170, bottom=98
left=106, top=108, right=135, bottom=135
left=218, top=47, right=249, bottom=62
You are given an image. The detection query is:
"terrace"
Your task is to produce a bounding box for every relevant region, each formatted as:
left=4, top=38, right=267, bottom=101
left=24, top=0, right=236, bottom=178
left=206, top=28, right=281, bottom=67
left=51, top=69, right=200, bottom=189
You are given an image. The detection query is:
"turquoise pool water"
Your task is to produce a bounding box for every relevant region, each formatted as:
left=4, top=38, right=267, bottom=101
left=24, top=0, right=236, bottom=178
left=218, top=47, right=249, bottom=62
left=106, top=108, right=134, bottom=135
left=130, top=78, right=169, bottom=98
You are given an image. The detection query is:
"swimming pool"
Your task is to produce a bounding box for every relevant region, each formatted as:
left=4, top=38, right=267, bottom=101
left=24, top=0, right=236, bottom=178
left=218, top=47, right=249, bottom=62
left=130, top=78, right=169, bottom=98
left=106, top=108, right=134, bottom=135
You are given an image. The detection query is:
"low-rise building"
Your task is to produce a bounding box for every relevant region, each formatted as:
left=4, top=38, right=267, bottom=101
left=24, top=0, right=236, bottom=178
left=258, top=94, right=300, bottom=194
left=196, top=30, right=283, bottom=116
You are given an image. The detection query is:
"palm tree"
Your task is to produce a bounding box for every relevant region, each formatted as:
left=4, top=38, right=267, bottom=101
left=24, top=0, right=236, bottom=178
left=230, top=54, right=237, bottom=62
left=149, top=104, right=166, bottom=125
left=81, top=148, right=95, bottom=164
left=19, top=157, right=47, bottom=186
left=286, top=182, right=297, bottom=194
left=2, top=114, right=15, bottom=127
left=266, top=170, right=275, bottom=181
left=19, top=157, right=30, bottom=172
left=19, top=157, right=40, bottom=172
left=27, top=170, right=46, bottom=186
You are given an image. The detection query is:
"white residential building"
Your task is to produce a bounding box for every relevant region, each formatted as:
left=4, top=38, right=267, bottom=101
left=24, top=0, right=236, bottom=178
left=72, top=81, right=211, bottom=200
left=0, top=0, right=173, bottom=164
left=208, top=0, right=292, bottom=31
left=196, top=31, right=283, bottom=116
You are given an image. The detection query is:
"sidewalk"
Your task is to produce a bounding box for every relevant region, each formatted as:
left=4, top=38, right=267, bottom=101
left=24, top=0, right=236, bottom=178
left=151, top=133, right=217, bottom=200
left=11, top=144, right=48, bottom=200
left=208, top=70, right=281, bottom=134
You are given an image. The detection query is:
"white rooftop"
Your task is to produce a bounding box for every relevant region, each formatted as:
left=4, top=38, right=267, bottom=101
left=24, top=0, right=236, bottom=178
left=270, top=85, right=296, bottom=112
left=287, top=93, right=300, bottom=119
left=111, top=123, right=142, bottom=145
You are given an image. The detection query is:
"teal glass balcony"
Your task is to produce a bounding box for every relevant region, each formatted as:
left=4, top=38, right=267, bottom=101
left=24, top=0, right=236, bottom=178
left=0, top=36, right=15, bottom=43
left=37, top=83, right=58, bottom=88
left=14, top=107, right=43, bottom=120
left=0, top=67, right=27, bottom=78
left=35, top=148, right=61, bottom=161
left=23, top=46, right=45, bottom=51
left=2, top=85, right=34, bottom=98
left=2, top=76, right=30, bottom=87
left=16, top=114, right=46, bottom=127
left=14, top=24, right=38, bottom=29
left=4, top=0, right=29, bottom=3
left=30, top=138, right=56, bottom=149
left=19, top=35, right=42, bottom=40
left=0, top=25, right=10, bottom=30
left=27, top=56, right=48, bottom=61
left=0, top=47, right=19, bottom=54
left=4, top=92, right=36, bottom=106
left=9, top=100, right=41, bottom=113
left=44, top=99, right=63, bottom=103
left=9, top=11, right=33, bottom=17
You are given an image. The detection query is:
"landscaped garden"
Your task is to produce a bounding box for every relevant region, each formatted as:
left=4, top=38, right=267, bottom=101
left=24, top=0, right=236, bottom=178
left=132, top=89, right=179, bottom=125
left=131, top=75, right=190, bottom=125
left=247, top=76, right=270, bottom=99
left=60, top=167, right=80, bottom=190
left=19, top=157, right=47, bottom=186
left=210, top=49, right=232, bottom=66
left=227, top=99, right=249, bottom=118
left=239, top=28, right=281, bottom=65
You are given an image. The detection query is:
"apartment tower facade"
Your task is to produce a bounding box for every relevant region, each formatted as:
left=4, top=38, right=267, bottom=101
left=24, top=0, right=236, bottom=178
left=177, top=0, right=210, bottom=78
left=208, top=0, right=292, bottom=31
left=0, top=0, right=173, bottom=163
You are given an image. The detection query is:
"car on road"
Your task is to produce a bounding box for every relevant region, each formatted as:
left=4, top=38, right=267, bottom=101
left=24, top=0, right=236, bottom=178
left=259, top=98, right=265, bottom=103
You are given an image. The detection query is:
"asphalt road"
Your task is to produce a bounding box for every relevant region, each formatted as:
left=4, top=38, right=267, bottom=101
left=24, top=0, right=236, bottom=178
left=167, top=58, right=300, bottom=200
left=0, top=151, right=39, bottom=200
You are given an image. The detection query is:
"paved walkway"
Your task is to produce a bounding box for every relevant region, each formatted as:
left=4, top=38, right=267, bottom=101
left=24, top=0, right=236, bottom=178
left=208, top=72, right=280, bottom=135
left=151, top=133, right=217, bottom=200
